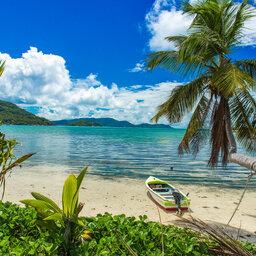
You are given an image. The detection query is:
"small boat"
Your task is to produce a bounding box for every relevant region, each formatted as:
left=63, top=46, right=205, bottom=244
left=146, top=176, right=190, bottom=211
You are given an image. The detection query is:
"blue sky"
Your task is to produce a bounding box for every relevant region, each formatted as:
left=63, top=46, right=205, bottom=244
left=0, top=0, right=256, bottom=126
left=1, top=0, right=175, bottom=86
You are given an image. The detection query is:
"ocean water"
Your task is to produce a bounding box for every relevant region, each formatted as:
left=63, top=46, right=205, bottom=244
left=0, top=125, right=255, bottom=188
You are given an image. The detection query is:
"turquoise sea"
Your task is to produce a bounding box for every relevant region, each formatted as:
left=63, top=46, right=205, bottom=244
left=1, top=125, right=255, bottom=188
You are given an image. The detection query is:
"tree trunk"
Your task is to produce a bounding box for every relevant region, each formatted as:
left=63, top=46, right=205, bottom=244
left=225, top=108, right=256, bottom=172
left=228, top=153, right=256, bottom=172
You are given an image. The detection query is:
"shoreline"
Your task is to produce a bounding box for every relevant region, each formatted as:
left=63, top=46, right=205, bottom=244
left=4, top=165, right=256, bottom=243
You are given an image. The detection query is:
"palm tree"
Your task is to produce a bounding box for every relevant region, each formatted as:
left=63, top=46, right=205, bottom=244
left=147, top=0, right=256, bottom=171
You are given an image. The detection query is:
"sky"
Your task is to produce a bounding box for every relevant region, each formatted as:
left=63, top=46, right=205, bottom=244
left=0, top=0, right=256, bottom=127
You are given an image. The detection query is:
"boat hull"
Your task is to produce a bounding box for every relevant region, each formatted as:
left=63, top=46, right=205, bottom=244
left=149, top=190, right=189, bottom=211
left=146, top=176, right=190, bottom=211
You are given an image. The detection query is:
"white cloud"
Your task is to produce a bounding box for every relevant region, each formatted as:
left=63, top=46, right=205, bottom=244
left=0, top=47, right=183, bottom=126
left=241, top=8, right=256, bottom=46
left=146, top=0, right=256, bottom=51
left=129, top=62, right=145, bottom=72
left=146, top=0, right=193, bottom=51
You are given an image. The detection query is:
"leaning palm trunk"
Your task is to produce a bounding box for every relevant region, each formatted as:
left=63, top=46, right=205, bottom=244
left=228, top=153, right=256, bottom=172
left=225, top=113, right=256, bottom=172
left=225, top=113, right=256, bottom=224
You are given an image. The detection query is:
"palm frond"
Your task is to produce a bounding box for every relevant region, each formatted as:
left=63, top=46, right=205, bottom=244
left=179, top=217, right=255, bottom=256
left=146, top=51, right=179, bottom=72
left=183, top=0, right=226, bottom=33
left=227, top=0, right=255, bottom=45
left=151, top=74, right=209, bottom=124
left=212, top=63, right=255, bottom=97
left=0, top=60, right=5, bottom=77
left=165, top=35, right=187, bottom=49
left=147, top=49, right=208, bottom=78
left=179, top=30, right=227, bottom=62
left=235, top=59, right=256, bottom=79
left=178, top=94, right=212, bottom=156
left=230, top=90, right=256, bottom=153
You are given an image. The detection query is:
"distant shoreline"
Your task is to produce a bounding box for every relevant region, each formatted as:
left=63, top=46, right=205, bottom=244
left=1, top=123, right=178, bottom=129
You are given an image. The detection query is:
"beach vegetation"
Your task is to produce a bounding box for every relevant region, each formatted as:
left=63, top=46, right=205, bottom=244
left=147, top=0, right=256, bottom=170
left=20, top=167, right=91, bottom=254
left=0, top=127, right=34, bottom=199
left=1, top=201, right=256, bottom=255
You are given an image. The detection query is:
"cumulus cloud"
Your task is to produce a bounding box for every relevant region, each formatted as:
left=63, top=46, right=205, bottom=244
left=146, top=0, right=193, bottom=51
left=129, top=62, right=145, bottom=72
left=0, top=47, right=182, bottom=125
left=146, top=0, right=256, bottom=51
left=241, top=9, right=256, bottom=46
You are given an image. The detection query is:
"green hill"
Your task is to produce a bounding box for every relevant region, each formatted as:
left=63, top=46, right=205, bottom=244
left=66, top=120, right=102, bottom=127
left=0, top=100, right=55, bottom=125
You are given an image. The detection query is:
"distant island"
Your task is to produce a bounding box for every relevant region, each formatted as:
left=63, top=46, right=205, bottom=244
left=66, top=120, right=102, bottom=127
left=0, top=100, right=55, bottom=125
left=0, top=100, right=173, bottom=128
left=53, top=118, right=173, bottom=129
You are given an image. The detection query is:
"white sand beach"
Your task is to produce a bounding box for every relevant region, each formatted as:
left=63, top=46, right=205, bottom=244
left=4, top=165, right=256, bottom=243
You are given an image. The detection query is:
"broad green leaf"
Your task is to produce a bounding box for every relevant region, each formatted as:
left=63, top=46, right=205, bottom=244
left=62, top=174, right=77, bottom=218
left=71, top=168, right=87, bottom=215
left=20, top=199, right=55, bottom=213
left=31, top=192, right=62, bottom=213
left=34, top=208, right=51, bottom=219
left=76, top=167, right=87, bottom=190
left=44, top=213, right=63, bottom=221
left=35, top=220, right=59, bottom=232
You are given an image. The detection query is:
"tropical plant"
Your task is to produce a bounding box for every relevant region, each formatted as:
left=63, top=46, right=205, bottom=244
left=20, top=167, right=91, bottom=254
left=0, top=60, right=34, bottom=199
left=147, top=0, right=256, bottom=171
left=0, top=128, right=34, bottom=199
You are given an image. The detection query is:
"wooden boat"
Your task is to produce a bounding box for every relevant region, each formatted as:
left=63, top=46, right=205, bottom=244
left=146, top=176, right=190, bottom=211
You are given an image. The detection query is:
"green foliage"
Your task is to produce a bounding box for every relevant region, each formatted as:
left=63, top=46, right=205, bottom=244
left=147, top=0, right=256, bottom=167
left=21, top=167, right=91, bottom=253
left=0, top=201, right=63, bottom=255
left=66, top=120, right=102, bottom=126
left=0, top=129, right=34, bottom=199
left=82, top=213, right=213, bottom=255
left=1, top=202, right=256, bottom=255
left=0, top=100, right=55, bottom=125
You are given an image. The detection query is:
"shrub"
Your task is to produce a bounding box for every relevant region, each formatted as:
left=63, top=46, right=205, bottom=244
left=0, top=128, right=34, bottom=199
left=20, top=168, right=91, bottom=254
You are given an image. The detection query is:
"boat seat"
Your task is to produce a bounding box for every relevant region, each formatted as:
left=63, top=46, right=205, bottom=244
left=153, top=188, right=169, bottom=192
left=159, top=193, right=172, bottom=196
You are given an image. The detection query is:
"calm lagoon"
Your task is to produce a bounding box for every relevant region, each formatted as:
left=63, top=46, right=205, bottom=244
left=1, top=125, right=254, bottom=188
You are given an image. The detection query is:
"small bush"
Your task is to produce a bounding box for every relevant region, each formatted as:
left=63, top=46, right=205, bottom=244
left=0, top=201, right=63, bottom=255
